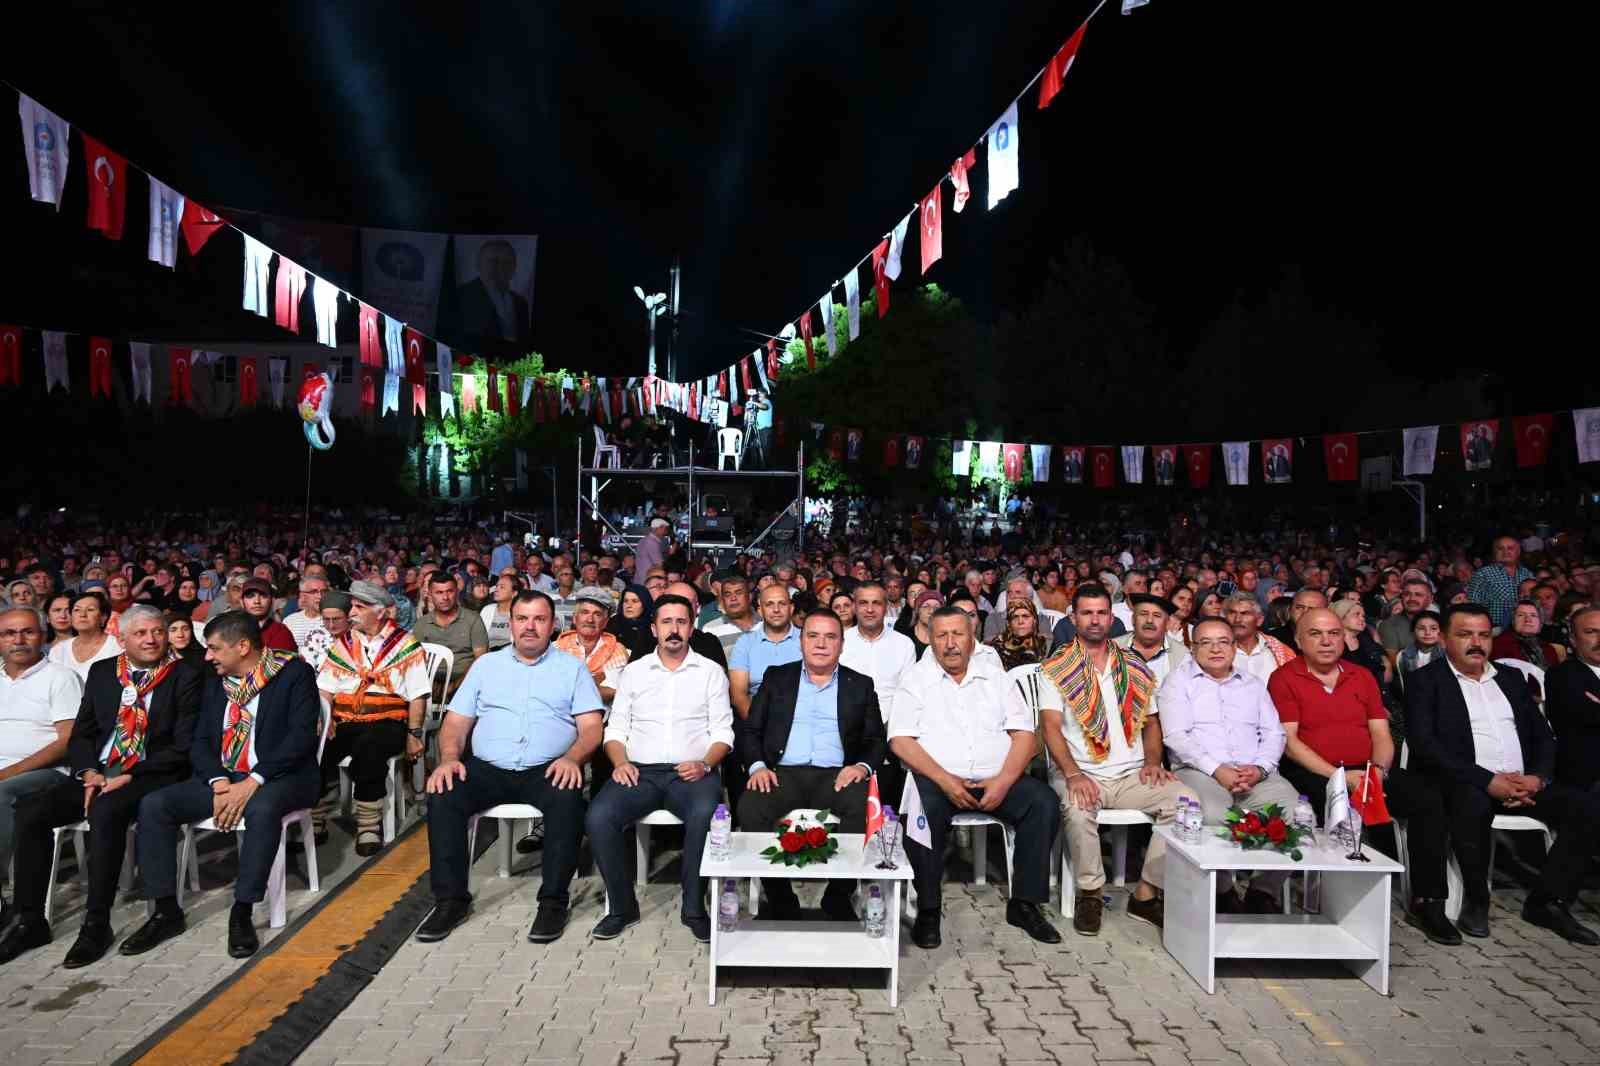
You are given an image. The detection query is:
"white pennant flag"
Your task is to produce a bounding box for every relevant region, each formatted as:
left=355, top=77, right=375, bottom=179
left=1030, top=443, right=1051, bottom=482
left=951, top=439, right=972, bottom=477
left=1575, top=409, right=1600, bottom=464
left=977, top=441, right=1001, bottom=479
left=986, top=100, right=1020, bottom=210
left=1121, top=445, right=1145, bottom=484
left=1402, top=426, right=1439, bottom=476
left=147, top=177, right=185, bottom=268
left=437, top=343, right=455, bottom=417
left=899, top=776, right=932, bottom=850
left=384, top=316, right=404, bottom=375
left=843, top=268, right=861, bottom=341
left=819, top=294, right=835, bottom=357
left=1122, top=0, right=1150, bottom=11
left=753, top=348, right=770, bottom=393
left=381, top=371, right=400, bottom=416
left=129, top=342, right=153, bottom=403
left=521, top=374, right=534, bottom=410
left=19, top=95, right=70, bottom=208
left=1222, top=441, right=1251, bottom=486
left=269, top=358, right=287, bottom=408
left=42, top=331, right=69, bottom=393
left=885, top=210, right=912, bottom=281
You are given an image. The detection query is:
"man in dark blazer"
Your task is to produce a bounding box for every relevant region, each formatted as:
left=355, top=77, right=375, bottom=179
left=1406, top=603, right=1600, bottom=944
left=1545, top=605, right=1600, bottom=792
left=122, top=611, right=323, bottom=960
left=736, top=610, right=885, bottom=920
left=455, top=240, right=529, bottom=345
left=0, top=605, right=201, bottom=968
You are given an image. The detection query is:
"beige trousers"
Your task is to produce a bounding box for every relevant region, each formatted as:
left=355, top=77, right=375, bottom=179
left=1052, top=769, right=1198, bottom=892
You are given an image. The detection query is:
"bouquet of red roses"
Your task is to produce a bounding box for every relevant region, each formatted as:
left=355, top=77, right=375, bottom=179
left=1220, top=804, right=1307, bottom=861
left=761, top=810, right=841, bottom=868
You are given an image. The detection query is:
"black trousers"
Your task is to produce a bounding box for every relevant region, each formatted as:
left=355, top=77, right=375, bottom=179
left=427, top=755, right=587, bottom=906
left=736, top=764, right=871, bottom=909
left=904, top=772, right=1059, bottom=916
left=1443, top=779, right=1600, bottom=902
left=320, top=719, right=405, bottom=802
left=585, top=765, right=722, bottom=919
left=1279, top=761, right=1449, bottom=900
left=10, top=769, right=186, bottom=924
left=138, top=768, right=321, bottom=905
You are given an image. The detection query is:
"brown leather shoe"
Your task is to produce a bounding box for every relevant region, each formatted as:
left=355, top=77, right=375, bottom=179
left=1126, top=893, right=1164, bottom=929
left=1073, top=893, right=1103, bottom=936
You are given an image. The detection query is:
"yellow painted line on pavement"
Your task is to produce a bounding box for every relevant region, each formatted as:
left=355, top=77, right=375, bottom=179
left=1261, top=981, right=1371, bottom=1066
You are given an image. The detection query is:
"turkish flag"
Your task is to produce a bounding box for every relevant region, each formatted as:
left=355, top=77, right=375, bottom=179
left=0, top=325, right=21, bottom=386
left=799, top=309, right=815, bottom=370
left=687, top=382, right=699, bottom=421
left=741, top=356, right=753, bottom=394
left=402, top=327, right=427, bottom=385
left=413, top=384, right=426, bottom=416
left=360, top=368, right=376, bottom=411
left=487, top=366, right=502, bottom=412
left=610, top=382, right=625, bottom=422
left=462, top=373, right=479, bottom=415
left=88, top=337, right=113, bottom=398
left=180, top=201, right=227, bottom=256
left=82, top=135, right=127, bottom=240
left=506, top=372, right=521, bottom=417
left=870, top=238, right=891, bottom=317
left=1090, top=446, right=1116, bottom=488
left=1037, top=20, right=1088, bottom=110
left=239, top=357, right=258, bottom=407
left=920, top=185, right=943, bottom=274
left=169, top=348, right=193, bottom=405
left=1352, top=765, right=1392, bottom=827
left=1513, top=414, right=1554, bottom=467
left=1182, top=444, right=1212, bottom=488
left=950, top=149, right=977, bottom=213
left=717, top=370, right=729, bottom=397
left=827, top=428, right=845, bottom=461
left=1323, top=432, right=1359, bottom=481
left=1002, top=443, right=1025, bottom=483
left=532, top=380, right=547, bottom=423
left=865, top=773, right=884, bottom=842
left=358, top=302, right=383, bottom=367
left=884, top=436, right=901, bottom=468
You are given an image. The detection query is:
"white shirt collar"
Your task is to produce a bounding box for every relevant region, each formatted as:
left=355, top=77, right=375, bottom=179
left=1448, top=659, right=1497, bottom=685
left=0, top=658, right=51, bottom=683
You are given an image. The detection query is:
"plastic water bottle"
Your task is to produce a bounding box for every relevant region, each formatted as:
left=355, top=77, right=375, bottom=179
left=864, top=885, right=886, bottom=937
left=1292, top=794, right=1317, bottom=847
left=1176, top=799, right=1197, bottom=845
left=1189, top=799, right=1206, bottom=845
left=708, top=804, right=731, bottom=862
left=718, top=880, right=740, bottom=933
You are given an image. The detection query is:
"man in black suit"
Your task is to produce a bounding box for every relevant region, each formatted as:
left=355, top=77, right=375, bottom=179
left=1406, top=603, right=1600, bottom=944
left=0, top=606, right=201, bottom=967
left=1546, top=605, right=1600, bottom=791
left=456, top=239, right=529, bottom=344
left=121, top=611, right=323, bottom=960
left=736, top=610, right=885, bottom=920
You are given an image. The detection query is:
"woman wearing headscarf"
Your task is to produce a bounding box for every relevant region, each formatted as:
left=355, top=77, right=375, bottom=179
left=908, top=589, right=944, bottom=659
left=608, top=583, right=655, bottom=650
left=1491, top=600, right=1565, bottom=673
left=988, top=597, right=1051, bottom=671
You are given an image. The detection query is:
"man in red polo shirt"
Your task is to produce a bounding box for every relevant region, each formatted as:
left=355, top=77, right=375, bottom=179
left=1267, top=607, right=1460, bottom=945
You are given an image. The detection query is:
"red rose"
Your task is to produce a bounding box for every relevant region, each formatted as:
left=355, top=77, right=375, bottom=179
left=805, top=826, right=829, bottom=847
left=779, top=831, right=804, bottom=853
left=1265, top=818, right=1287, bottom=843
left=1230, top=824, right=1247, bottom=841
left=1241, top=814, right=1263, bottom=834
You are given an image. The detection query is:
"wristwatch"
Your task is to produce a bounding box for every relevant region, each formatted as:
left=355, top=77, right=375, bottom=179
left=408, top=727, right=425, bottom=739
left=699, top=761, right=714, bottom=777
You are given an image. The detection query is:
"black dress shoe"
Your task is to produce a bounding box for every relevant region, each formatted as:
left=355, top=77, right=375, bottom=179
left=590, top=911, right=641, bottom=940
left=911, top=915, right=941, bottom=949
left=514, top=823, right=545, bottom=855
left=1523, top=897, right=1600, bottom=946
left=1073, top=893, right=1104, bottom=936
left=0, top=917, right=52, bottom=964
left=682, top=915, right=711, bottom=943
left=119, top=910, right=186, bottom=956
left=527, top=903, right=569, bottom=943
left=228, top=910, right=260, bottom=959
left=1403, top=901, right=1462, bottom=946
left=415, top=899, right=472, bottom=942
left=1457, top=899, right=1490, bottom=938
left=62, top=923, right=114, bottom=969
left=1006, top=900, right=1062, bottom=944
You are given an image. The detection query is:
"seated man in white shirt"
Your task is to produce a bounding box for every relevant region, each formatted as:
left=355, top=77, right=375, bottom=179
left=839, top=581, right=916, bottom=801
left=890, top=607, right=1061, bottom=950
left=585, top=595, right=733, bottom=944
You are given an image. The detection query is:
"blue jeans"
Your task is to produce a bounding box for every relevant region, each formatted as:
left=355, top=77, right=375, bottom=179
left=0, top=767, right=70, bottom=875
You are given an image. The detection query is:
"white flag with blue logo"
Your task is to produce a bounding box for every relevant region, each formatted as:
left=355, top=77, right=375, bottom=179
left=437, top=342, right=456, bottom=417
left=843, top=267, right=861, bottom=341
left=818, top=295, right=835, bottom=357
left=147, top=176, right=185, bottom=268
left=898, top=776, right=932, bottom=849
left=885, top=210, right=912, bottom=281
left=19, top=95, right=70, bottom=208
left=986, top=100, right=1020, bottom=210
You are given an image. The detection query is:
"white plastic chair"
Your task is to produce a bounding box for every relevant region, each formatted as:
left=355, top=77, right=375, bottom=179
left=1495, top=658, right=1546, bottom=703
left=466, top=803, right=543, bottom=882
left=1058, top=809, right=1154, bottom=917
left=414, top=643, right=456, bottom=791
left=44, top=822, right=141, bottom=924
left=593, top=426, right=621, bottom=469
left=338, top=753, right=408, bottom=843
left=717, top=428, right=744, bottom=470
left=635, top=808, right=685, bottom=886
left=177, top=698, right=332, bottom=929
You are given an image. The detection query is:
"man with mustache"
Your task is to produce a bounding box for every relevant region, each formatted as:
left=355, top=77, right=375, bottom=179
left=1405, top=603, right=1600, bottom=944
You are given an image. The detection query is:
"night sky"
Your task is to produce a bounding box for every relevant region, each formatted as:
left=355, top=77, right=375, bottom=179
left=2, top=2, right=1574, bottom=413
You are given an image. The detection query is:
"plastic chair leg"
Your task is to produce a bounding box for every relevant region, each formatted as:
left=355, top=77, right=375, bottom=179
left=973, top=827, right=988, bottom=887
left=636, top=825, right=650, bottom=886
left=267, top=829, right=288, bottom=929
left=1110, top=826, right=1129, bottom=887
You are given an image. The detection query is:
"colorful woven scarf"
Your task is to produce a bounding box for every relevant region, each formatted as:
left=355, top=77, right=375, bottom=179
left=105, top=650, right=180, bottom=771
left=1040, top=637, right=1156, bottom=763
left=1260, top=632, right=1298, bottom=667
left=321, top=623, right=423, bottom=694
left=220, top=649, right=294, bottom=772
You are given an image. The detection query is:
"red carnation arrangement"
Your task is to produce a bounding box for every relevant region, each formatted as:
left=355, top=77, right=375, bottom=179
left=1221, top=804, right=1307, bottom=861
left=761, top=810, right=840, bottom=868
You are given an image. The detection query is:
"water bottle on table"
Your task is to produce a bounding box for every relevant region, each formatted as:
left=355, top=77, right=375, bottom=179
left=708, top=803, right=731, bottom=861
left=718, top=879, right=740, bottom=933
left=1292, top=794, right=1317, bottom=847
left=863, top=885, right=885, bottom=937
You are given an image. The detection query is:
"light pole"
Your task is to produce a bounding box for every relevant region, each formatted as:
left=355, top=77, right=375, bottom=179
left=633, top=286, right=667, bottom=375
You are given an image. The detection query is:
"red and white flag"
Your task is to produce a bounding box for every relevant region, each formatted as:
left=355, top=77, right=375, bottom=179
left=1002, top=443, right=1025, bottom=483
left=865, top=773, right=885, bottom=842
left=89, top=337, right=113, bottom=398
left=1091, top=446, right=1116, bottom=488
left=168, top=347, right=193, bottom=405
left=883, top=437, right=901, bottom=468
left=506, top=372, right=521, bottom=417
left=239, top=356, right=258, bottom=407
left=799, top=308, right=815, bottom=370
left=1037, top=21, right=1088, bottom=110
left=870, top=239, right=891, bottom=318
left=1323, top=432, right=1359, bottom=481
left=487, top=366, right=502, bottom=413
left=919, top=185, right=943, bottom=274
left=950, top=148, right=976, bottom=213
left=0, top=324, right=23, bottom=386
left=1182, top=444, right=1212, bottom=488
left=358, top=303, right=383, bottom=367
left=1513, top=414, right=1553, bottom=468
left=180, top=201, right=227, bottom=256
left=82, top=135, right=127, bottom=240
left=359, top=367, right=376, bottom=412
left=403, top=327, right=427, bottom=386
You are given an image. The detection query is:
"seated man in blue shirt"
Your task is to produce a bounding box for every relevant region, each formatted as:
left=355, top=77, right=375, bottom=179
left=735, top=611, right=885, bottom=920
left=418, top=591, right=604, bottom=945
left=729, top=582, right=802, bottom=718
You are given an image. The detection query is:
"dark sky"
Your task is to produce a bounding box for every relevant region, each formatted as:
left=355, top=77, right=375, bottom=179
left=3, top=2, right=1537, bottom=392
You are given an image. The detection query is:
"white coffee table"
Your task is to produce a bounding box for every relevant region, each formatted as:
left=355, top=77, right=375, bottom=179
left=700, top=831, right=913, bottom=1005
left=1158, top=826, right=1403, bottom=995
